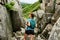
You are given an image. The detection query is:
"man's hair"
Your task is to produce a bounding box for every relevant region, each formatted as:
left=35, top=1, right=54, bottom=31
left=30, top=13, right=35, bottom=18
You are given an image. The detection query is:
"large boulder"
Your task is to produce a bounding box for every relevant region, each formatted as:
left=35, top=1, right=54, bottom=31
left=0, top=4, right=12, bottom=40
left=45, top=0, right=54, bottom=13
left=37, top=10, right=45, bottom=18
left=40, top=3, right=45, bottom=10
left=0, top=0, right=8, bottom=5
left=33, top=10, right=45, bottom=18
left=48, top=17, right=60, bottom=40
left=37, top=13, right=52, bottom=35
left=41, top=0, right=50, bottom=11
left=56, top=0, right=60, bottom=4
left=51, top=5, right=60, bottom=24
left=41, top=24, right=53, bottom=39
left=7, top=0, right=25, bottom=32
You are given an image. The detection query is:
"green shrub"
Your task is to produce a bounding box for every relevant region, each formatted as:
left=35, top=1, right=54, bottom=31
left=5, top=4, right=13, bottom=10
left=5, top=2, right=15, bottom=10
left=10, top=2, right=15, bottom=6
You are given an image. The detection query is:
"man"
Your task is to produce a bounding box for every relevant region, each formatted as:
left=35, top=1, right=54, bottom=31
left=24, top=13, right=36, bottom=40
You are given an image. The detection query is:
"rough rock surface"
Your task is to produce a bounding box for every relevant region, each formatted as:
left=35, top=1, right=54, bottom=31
left=0, top=4, right=12, bottom=40
left=7, top=0, right=25, bottom=32
left=48, top=17, right=60, bottom=40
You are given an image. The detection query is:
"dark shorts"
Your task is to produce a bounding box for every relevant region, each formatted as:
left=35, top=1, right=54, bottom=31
left=25, top=30, right=34, bottom=35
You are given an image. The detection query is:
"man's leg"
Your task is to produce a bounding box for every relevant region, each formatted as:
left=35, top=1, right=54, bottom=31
left=30, top=35, right=34, bottom=40
left=24, top=34, right=27, bottom=40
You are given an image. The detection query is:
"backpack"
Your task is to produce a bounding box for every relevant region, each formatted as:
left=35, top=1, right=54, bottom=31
left=29, top=19, right=36, bottom=29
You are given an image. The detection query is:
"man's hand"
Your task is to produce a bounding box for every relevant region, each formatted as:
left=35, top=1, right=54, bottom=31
left=26, top=22, right=30, bottom=26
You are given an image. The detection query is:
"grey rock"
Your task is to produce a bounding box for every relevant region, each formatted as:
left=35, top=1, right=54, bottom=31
left=0, top=4, right=12, bottom=40
left=33, top=11, right=37, bottom=17
left=8, top=0, right=25, bottom=30
left=45, top=0, right=54, bottom=13
left=51, top=5, right=60, bottom=24
left=41, top=24, right=52, bottom=39
left=40, top=3, right=45, bottom=10
left=0, top=0, right=8, bottom=5
left=48, top=17, right=60, bottom=40
left=56, top=0, right=60, bottom=4
left=37, top=10, right=45, bottom=18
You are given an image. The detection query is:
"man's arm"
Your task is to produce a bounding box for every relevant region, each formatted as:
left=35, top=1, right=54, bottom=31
left=26, top=22, right=30, bottom=26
